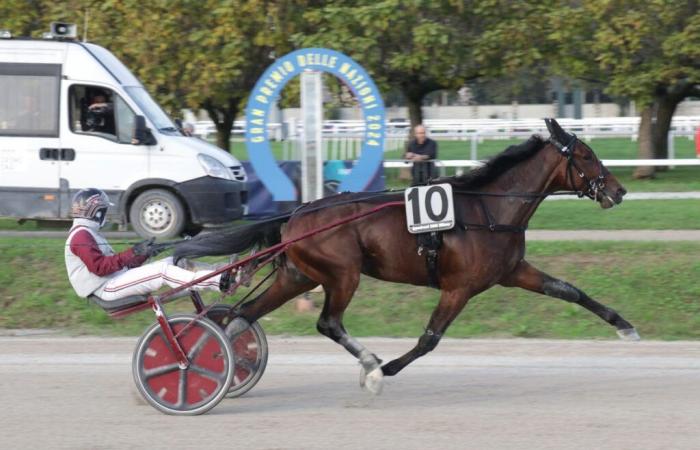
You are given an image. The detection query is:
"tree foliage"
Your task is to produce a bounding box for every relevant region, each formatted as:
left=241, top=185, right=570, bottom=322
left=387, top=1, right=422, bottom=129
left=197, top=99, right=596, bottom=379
left=3, top=0, right=301, bottom=151
left=293, top=0, right=553, bottom=132
left=549, top=0, right=700, bottom=176
left=292, top=0, right=471, bottom=130
left=2, top=0, right=698, bottom=164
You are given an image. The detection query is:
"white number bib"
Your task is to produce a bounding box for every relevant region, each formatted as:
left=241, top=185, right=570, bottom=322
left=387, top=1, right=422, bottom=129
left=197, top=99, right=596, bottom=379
left=404, top=184, right=455, bottom=234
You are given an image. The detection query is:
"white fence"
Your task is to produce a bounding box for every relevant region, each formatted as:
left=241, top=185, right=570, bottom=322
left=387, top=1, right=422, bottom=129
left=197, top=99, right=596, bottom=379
left=383, top=159, right=700, bottom=171
left=193, top=116, right=699, bottom=161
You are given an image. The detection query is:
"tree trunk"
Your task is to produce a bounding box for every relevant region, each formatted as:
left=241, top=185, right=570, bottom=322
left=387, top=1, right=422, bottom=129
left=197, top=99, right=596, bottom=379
left=651, top=95, right=681, bottom=171
left=203, top=101, right=237, bottom=152
left=633, top=106, right=656, bottom=179
left=406, top=94, right=424, bottom=135
left=214, top=113, right=234, bottom=152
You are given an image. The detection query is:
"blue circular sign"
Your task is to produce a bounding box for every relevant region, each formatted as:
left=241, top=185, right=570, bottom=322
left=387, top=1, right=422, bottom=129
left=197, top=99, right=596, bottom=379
left=245, top=48, right=386, bottom=201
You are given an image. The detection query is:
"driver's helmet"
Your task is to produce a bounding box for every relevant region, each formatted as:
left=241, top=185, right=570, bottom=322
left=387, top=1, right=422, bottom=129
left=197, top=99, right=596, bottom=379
left=71, top=188, right=113, bottom=227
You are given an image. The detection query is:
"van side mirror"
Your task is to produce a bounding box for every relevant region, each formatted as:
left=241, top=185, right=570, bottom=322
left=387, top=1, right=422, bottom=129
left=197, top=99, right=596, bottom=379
left=132, top=115, right=156, bottom=145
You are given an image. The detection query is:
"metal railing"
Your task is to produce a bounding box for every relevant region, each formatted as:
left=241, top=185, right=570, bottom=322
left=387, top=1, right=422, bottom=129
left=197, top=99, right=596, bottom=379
left=383, top=158, right=700, bottom=169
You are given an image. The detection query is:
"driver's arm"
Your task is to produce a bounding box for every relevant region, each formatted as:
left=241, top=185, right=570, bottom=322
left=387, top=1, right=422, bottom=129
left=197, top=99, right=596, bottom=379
left=69, top=230, right=148, bottom=276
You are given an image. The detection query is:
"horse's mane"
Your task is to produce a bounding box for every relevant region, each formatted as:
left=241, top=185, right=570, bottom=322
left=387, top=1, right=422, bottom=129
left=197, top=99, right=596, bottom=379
left=436, top=135, right=548, bottom=189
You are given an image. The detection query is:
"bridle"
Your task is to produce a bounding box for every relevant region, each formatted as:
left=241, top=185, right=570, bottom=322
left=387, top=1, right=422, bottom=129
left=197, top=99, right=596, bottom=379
left=550, top=133, right=607, bottom=201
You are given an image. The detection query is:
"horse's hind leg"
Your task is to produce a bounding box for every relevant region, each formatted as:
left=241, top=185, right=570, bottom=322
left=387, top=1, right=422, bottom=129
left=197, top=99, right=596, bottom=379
left=501, top=260, right=639, bottom=340
left=315, top=274, right=385, bottom=394
left=381, top=287, right=472, bottom=377
left=225, top=265, right=317, bottom=337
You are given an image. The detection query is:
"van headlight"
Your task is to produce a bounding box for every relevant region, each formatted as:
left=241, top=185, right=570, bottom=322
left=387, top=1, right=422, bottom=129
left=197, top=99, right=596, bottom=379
left=198, top=154, right=233, bottom=180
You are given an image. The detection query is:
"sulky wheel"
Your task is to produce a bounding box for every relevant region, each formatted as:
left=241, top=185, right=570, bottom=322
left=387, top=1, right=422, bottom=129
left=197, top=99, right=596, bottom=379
left=132, top=314, right=234, bottom=415
left=206, top=304, right=269, bottom=398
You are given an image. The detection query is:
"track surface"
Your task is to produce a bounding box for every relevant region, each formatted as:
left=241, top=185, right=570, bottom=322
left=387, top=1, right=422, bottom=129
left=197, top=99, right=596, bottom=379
left=1, top=335, right=699, bottom=449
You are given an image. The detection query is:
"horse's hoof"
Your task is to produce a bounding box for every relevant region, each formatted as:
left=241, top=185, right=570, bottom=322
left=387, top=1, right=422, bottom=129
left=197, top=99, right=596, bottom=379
left=617, top=328, right=641, bottom=341
left=359, top=366, right=384, bottom=395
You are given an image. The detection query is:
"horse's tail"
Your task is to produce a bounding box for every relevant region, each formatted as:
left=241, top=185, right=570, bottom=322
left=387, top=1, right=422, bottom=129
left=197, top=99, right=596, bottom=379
left=173, top=213, right=290, bottom=261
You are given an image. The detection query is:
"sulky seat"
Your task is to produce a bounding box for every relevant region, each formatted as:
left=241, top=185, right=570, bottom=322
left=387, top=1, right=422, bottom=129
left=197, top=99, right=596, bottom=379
left=88, top=294, right=149, bottom=314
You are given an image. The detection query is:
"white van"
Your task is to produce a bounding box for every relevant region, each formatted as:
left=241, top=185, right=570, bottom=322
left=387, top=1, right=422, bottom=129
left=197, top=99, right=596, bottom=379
left=0, top=28, right=247, bottom=238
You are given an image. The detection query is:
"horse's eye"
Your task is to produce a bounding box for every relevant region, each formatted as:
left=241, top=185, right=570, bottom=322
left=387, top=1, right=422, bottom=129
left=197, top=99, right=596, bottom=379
left=583, top=154, right=593, bottom=161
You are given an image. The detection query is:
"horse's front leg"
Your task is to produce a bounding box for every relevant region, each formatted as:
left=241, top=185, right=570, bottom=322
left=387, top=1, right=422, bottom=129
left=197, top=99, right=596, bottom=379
left=501, top=260, right=640, bottom=340
left=381, top=287, right=473, bottom=377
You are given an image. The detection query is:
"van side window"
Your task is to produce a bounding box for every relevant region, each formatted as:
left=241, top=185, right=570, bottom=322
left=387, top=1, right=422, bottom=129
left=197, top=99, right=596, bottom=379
left=115, top=95, right=136, bottom=143
left=0, top=63, right=60, bottom=137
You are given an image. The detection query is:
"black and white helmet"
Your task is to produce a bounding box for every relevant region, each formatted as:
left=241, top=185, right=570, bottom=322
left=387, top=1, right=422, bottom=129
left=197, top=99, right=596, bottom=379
left=71, top=188, right=113, bottom=226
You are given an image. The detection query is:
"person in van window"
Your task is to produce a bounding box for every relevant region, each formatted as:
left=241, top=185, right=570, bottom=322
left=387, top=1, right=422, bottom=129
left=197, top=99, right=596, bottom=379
left=182, top=122, right=195, bottom=136
left=85, top=92, right=115, bottom=135
left=404, top=124, right=438, bottom=185
left=15, top=94, right=41, bottom=131
left=65, top=188, right=232, bottom=301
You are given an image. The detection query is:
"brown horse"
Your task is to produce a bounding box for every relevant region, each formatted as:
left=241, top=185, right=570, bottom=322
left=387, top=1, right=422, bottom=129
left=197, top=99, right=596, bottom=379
left=175, top=118, right=638, bottom=394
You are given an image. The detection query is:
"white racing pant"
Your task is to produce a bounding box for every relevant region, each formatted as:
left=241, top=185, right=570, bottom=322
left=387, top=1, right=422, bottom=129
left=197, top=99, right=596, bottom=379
left=95, top=257, right=221, bottom=301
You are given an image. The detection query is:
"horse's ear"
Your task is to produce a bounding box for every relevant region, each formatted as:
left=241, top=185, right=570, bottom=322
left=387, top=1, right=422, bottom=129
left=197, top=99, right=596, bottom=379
left=544, top=118, right=571, bottom=143
left=544, top=118, right=557, bottom=136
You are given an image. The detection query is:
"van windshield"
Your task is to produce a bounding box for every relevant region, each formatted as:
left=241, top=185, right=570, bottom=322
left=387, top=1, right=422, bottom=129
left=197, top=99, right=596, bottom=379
left=125, top=86, right=179, bottom=134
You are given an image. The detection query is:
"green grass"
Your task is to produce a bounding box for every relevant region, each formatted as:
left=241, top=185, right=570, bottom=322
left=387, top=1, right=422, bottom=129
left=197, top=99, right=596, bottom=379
left=1, top=238, right=699, bottom=340
left=382, top=165, right=700, bottom=193
left=530, top=199, right=700, bottom=229
left=225, top=136, right=698, bottom=162
left=2, top=198, right=698, bottom=231
left=382, top=136, right=698, bottom=160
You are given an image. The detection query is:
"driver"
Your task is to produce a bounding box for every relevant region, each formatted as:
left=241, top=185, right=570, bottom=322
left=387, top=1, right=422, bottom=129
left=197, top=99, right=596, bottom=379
left=65, top=188, right=231, bottom=301
left=85, top=92, right=115, bottom=134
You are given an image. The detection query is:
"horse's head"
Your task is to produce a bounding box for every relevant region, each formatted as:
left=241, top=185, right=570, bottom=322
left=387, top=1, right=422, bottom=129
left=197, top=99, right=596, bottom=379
left=545, top=118, right=626, bottom=209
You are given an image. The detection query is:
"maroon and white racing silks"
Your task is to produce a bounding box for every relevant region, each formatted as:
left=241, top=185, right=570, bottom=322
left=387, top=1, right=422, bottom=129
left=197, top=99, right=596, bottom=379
left=68, top=228, right=148, bottom=276
left=65, top=218, right=222, bottom=300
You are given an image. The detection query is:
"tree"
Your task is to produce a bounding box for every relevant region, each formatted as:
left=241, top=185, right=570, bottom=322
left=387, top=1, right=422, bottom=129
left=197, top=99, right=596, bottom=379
left=0, top=0, right=48, bottom=37
left=6, top=0, right=303, bottom=152
left=294, top=1, right=554, bottom=133
left=291, top=1, right=469, bottom=131
left=91, top=0, right=300, bottom=151
left=549, top=1, right=700, bottom=178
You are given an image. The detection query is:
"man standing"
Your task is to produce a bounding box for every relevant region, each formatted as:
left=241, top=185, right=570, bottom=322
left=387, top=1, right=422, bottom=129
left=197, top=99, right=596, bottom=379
left=405, top=124, right=438, bottom=185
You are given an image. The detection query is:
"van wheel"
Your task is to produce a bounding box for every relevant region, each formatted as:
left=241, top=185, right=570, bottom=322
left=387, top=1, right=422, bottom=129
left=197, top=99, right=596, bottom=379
left=130, top=189, right=186, bottom=239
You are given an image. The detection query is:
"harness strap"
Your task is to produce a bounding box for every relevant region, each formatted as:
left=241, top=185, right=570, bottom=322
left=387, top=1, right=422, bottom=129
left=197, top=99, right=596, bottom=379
left=416, top=231, right=442, bottom=289
left=476, top=197, right=497, bottom=231
left=459, top=222, right=528, bottom=233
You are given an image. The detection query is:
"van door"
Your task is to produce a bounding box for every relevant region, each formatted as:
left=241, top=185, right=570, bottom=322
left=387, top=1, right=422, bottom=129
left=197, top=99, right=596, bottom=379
left=0, top=63, right=63, bottom=219
left=59, top=83, right=150, bottom=220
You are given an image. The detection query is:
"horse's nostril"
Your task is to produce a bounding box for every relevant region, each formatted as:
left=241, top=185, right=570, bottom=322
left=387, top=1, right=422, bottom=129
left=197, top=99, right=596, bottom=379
left=618, top=188, right=627, bottom=197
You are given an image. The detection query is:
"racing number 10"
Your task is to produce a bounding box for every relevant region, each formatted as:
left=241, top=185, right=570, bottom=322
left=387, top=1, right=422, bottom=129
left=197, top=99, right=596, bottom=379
left=404, top=184, right=455, bottom=233
left=407, top=186, right=448, bottom=224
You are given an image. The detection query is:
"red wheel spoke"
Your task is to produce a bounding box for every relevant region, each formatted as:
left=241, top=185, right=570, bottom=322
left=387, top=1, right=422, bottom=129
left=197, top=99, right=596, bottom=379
left=143, top=363, right=180, bottom=380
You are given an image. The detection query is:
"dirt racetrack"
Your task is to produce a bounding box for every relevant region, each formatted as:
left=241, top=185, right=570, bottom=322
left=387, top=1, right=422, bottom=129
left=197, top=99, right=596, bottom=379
left=1, top=334, right=699, bottom=450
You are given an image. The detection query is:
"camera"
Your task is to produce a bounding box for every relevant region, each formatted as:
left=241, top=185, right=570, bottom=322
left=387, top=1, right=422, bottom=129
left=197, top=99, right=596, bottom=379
left=85, top=108, right=107, bottom=130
